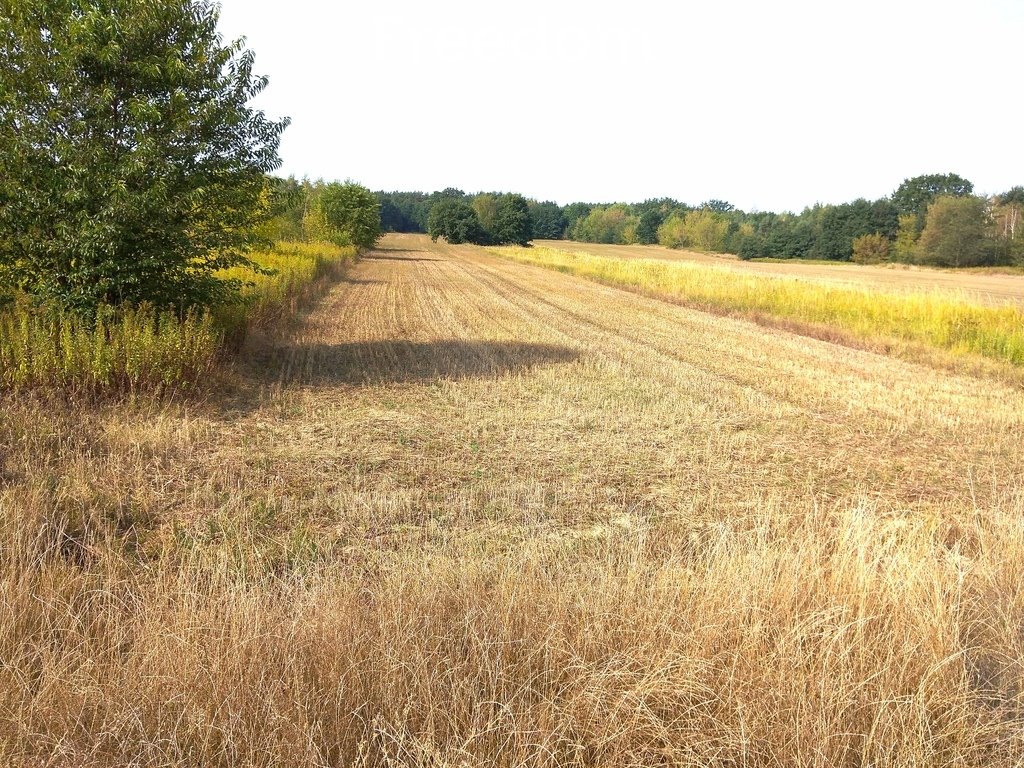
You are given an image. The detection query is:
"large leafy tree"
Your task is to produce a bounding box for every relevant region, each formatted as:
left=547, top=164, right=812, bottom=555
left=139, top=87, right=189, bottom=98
left=892, top=173, right=974, bottom=231
left=427, top=199, right=486, bottom=245
left=636, top=209, right=664, bottom=245
left=914, top=195, right=990, bottom=267
left=311, top=182, right=381, bottom=249
left=491, top=194, right=532, bottom=246
left=528, top=201, right=565, bottom=240
left=813, top=198, right=898, bottom=261
left=0, top=0, right=288, bottom=313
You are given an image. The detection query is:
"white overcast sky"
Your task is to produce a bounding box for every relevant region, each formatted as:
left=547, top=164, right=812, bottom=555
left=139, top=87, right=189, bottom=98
left=216, top=0, right=1022, bottom=213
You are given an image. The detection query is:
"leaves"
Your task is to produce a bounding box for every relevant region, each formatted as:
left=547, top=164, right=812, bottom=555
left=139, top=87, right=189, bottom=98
left=0, top=0, right=289, bottom=313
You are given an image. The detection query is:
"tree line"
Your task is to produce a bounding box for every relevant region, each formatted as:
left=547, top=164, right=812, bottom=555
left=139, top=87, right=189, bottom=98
left=0, top=0, right=381, bottom=318
left=379, top=174, right=1024, bottom=268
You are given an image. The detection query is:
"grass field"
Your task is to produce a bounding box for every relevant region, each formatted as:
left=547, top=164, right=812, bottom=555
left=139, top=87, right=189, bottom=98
left=495, top=243, right=1024, bottom=376
left=2, top=232, right=1023, bottom=766
left=540, top=239, right=1024, bottom=307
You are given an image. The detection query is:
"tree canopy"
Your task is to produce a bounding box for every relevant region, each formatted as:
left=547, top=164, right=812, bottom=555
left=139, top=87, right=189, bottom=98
left=310, top=183, right=381, bottom=249
left=0, top=0, right=289, bottom=313
left=914, top=196, right=990, bottom=268
left=491, top=194, right=532, bottom=246
left=428, top=200, right=486, bottom=245
left=892, top=173, right=974, bottom=224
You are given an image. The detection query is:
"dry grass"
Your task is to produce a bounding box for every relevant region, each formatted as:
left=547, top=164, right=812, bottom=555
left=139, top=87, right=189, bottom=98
left=2, top=232, right=1023, bottom=766
left=492, top=244, right=1024, bottom=374
left=540, top=239, right=1024, bottom=308
left=0, top=241, right=355, bottom=395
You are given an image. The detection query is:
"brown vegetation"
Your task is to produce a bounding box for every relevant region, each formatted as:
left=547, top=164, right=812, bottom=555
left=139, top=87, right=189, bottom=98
left=2, top=233, right=1022, bottom=766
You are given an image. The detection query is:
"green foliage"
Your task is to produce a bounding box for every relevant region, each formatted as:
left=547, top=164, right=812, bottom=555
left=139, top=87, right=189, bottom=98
left=813, top=199, right=898, bottom=261
left=377, top=191, right=432, bottom=233
left=428, top=200, right=487, bottom=245
left=990, top=198, right=1024, bottom=266
left=311, top=182, right=381, bottom=249
left=528, top=201, right=565, bottom=239
left=702, top=199, right=735, bottom=213
left=892, top=173, right=974, bottom=231
left=656, top=211, right=729, bottom=252
left=636, top=209, right=664, bottom=245
left=472, top=194, right=501, bottom=235
left=683, top=210, right=730, bottom=252
left=913, top=196, right=990, bottom=267
left=657, top=214, right=688, bottom=249
left=851, top=233, right=891, bottom=264
left=263, top=177, right=307, bottom=242
left=891, top=215, right=920, bottom=263
left=0, top=241, right=354, bottom=394
left=737, top=234, right=765, bottom=260
left=491, top=194, right=532, bottom=246
left=998, top=187, right=1024, bottom=207
left=0, top=0, right=288, bottom=314
left=561, top=203, right=594, bottom=234
left=570, top=206, right=638, bottom=244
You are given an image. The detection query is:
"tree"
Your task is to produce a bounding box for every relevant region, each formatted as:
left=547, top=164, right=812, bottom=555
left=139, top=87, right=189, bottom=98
left=571, top=205, right=637, bottom=244
left=914, top=195, right=990, bottom=267
left=892, top=173, right=974, bottom=232
left=427, top=200, right=486, bottom=245
left=998, top=186, right=1024, bottom=207
left=989, top=191, right=1023, bottom=265
left=310, top=182, right=381, bottom=249
left=491, top=194, right=532, bottom=246
left=636, top=209, right=664, bottom=244
left=377, top=191, right=431, bottom=232
left=0, top=0, right=288, bottom=313
left=702, top=199, right=735, bottom=213
left=561, top=203, right=593, bottom=235
left=891, top=215, right=920, bottom=262
left=682, top=210, right=729, bottom=252
left=851, top=233, right=891, bottom=264
left=657, top=214, right=688, bottom=248
left=472, top=194, right=500, bottom=234
left=528, top=201, right=565, bottom=240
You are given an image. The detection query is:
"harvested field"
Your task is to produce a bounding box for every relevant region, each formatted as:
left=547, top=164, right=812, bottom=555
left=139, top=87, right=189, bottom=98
left=2, top=232, right=1023, bottom=766
left=539, top=239, right=1024, bottom=307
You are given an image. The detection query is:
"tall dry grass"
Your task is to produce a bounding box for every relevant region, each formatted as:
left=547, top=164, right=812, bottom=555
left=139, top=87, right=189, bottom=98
left=491, top=245, right=1024, bottom=369
left=2, top=485, right=1022, bottom=766
left=0, top=241, right=355, bottom=395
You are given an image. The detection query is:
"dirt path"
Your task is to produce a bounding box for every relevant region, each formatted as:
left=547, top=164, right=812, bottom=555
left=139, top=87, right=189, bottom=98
left=538, top=239, right=1024, bottom=306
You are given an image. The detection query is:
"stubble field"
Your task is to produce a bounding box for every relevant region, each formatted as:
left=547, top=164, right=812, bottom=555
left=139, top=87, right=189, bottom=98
left=2, top=233, right=1023, bottom=766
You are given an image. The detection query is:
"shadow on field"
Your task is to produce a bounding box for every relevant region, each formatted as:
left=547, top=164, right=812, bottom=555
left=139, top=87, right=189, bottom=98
left=362, top=247, right=438, bottom=266
left=363, top=253, right=439, bottom=263
left=269, top=339, right=580, bottom=386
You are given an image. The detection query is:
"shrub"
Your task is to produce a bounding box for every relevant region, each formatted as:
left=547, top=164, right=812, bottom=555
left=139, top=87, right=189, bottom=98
left=851, top=233, right=891, bottom=264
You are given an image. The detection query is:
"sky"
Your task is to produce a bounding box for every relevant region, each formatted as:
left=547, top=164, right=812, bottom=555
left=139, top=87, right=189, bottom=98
left=216, top=0, right=1023, bottom=213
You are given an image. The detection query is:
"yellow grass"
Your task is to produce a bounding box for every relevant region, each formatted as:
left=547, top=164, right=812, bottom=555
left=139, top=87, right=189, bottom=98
left=0, top=241, right=355, bottom=394
left=491, top=244, right=1024, bottom=370
left=1, top=233, right=1022, bottom=766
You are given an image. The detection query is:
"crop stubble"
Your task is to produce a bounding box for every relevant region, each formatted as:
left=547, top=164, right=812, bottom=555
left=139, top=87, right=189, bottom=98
left=1, top=233, right=1023, bottom=765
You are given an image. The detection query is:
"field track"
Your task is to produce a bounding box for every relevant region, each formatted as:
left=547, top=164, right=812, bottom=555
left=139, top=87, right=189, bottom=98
left=538, top=239, right=1024, bottom=306
left=256, top=231, right=1023, bottom=520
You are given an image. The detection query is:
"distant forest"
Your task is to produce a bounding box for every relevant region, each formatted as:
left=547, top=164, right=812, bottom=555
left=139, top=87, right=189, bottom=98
left=372, top=174, right=1023, bottom=268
